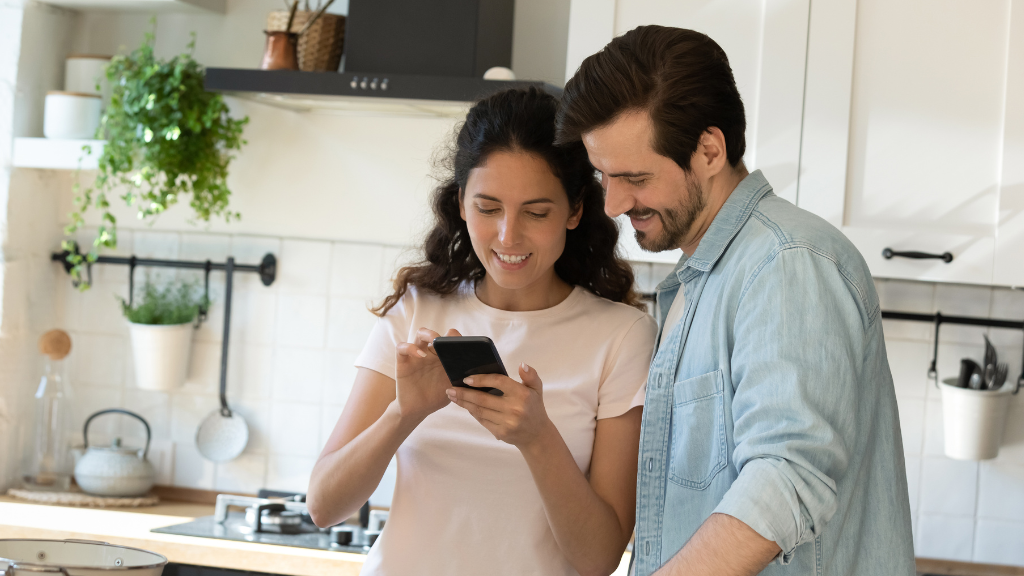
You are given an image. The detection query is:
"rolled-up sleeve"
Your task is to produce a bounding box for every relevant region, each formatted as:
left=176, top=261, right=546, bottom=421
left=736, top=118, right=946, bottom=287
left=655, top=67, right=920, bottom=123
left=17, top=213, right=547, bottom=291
left=712, top=246, right=873, bottom=564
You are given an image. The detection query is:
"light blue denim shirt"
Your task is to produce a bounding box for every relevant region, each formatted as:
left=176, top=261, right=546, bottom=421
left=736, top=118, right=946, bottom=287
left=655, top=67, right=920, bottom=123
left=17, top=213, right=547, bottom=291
left=634, top=171, right=915, bottom=576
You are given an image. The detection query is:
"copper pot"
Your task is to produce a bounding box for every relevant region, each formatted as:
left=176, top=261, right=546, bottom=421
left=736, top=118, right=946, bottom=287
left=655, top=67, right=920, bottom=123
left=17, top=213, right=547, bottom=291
left=260, top=31, right=299, bottom=70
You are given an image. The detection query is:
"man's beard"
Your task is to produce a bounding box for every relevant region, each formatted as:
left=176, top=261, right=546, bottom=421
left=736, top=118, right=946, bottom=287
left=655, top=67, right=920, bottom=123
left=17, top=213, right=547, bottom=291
left=629, top=173, right=707, bottom=253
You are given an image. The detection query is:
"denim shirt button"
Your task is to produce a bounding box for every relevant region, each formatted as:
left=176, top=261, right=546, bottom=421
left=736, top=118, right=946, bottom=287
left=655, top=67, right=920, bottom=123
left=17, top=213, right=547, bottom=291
left=645, top=541, right=651, bottom=555
left=647, top=458, right=653, bottom=472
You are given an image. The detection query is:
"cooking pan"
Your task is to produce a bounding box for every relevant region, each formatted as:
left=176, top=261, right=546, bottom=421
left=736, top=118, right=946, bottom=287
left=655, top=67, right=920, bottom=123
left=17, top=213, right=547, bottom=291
left=0, top=539, right=166, bottom=576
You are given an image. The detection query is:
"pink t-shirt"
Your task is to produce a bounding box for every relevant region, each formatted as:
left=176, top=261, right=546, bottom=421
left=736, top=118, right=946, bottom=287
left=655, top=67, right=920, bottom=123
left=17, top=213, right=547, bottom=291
left=353, top=283, right=656, bottom=576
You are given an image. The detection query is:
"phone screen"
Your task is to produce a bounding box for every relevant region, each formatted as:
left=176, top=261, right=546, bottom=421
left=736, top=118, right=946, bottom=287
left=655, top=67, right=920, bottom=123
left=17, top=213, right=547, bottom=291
left=432, top=336, right=506, bottom=396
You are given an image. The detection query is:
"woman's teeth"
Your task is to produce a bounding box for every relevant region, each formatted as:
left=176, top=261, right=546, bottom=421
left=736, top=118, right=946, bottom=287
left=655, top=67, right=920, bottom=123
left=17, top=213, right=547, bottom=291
left=497, top=253, right=530, bottom=264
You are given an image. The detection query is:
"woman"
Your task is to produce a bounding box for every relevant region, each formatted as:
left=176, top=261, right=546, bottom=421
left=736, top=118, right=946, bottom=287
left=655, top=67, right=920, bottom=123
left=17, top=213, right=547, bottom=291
left=307, top=87, right=656, bottom=576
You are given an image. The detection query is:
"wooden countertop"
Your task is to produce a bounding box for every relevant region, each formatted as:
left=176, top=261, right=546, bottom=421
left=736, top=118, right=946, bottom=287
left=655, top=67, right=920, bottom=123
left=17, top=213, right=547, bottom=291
left=6, top=496, right=1012, bottom=576
left=0, top=496, right=365, bottom=576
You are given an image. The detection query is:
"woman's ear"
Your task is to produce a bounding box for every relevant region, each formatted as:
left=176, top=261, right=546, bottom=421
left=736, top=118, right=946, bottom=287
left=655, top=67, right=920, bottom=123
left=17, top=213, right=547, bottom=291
left=566, top=201, right=583, bottom=231
left=459, top=188, right=467, bottom=221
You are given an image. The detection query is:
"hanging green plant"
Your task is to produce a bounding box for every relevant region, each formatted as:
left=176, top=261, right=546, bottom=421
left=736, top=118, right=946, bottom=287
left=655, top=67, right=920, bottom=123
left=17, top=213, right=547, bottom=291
left=64, top=27, right=248, bottom=287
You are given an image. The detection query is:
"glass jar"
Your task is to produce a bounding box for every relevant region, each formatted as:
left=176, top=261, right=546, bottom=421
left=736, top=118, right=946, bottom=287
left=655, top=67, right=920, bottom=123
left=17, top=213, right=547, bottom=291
left=24, top=356, right=74, bottom=491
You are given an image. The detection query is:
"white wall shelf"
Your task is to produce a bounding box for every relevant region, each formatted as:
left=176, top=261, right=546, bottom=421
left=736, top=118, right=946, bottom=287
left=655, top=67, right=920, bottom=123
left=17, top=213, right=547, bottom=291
left=13, top=138, right=104, bottom=170
left=37, top=0, right=225, bottom=13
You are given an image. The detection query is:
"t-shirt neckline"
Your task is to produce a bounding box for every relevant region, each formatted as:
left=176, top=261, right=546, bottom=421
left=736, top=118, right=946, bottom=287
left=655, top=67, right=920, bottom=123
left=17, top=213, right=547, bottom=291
left=465, top=282, right=585, bottom=321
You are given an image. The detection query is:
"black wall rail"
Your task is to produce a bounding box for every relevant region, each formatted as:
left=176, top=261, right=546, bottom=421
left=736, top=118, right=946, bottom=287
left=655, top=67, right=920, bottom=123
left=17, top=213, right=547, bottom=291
left=640, top=289, right=1022, bottom=393
left=52, top=249, right=277, bottom=407
left=881, top=310, right=1024, bottom=393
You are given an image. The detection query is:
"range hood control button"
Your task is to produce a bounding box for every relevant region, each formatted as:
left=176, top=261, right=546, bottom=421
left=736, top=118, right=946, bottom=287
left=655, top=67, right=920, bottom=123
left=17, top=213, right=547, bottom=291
left=370, top=78, right=379, bottom=90
left=360, top=78, right=368, bottom=89
left=350, top=76, right=359, bottom=89
left=381, top=79, right=389, bottom=91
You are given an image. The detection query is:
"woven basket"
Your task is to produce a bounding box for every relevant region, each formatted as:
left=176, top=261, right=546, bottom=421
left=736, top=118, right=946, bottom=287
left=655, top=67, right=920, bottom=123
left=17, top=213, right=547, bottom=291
left=266, top=10, right=345, bottom=72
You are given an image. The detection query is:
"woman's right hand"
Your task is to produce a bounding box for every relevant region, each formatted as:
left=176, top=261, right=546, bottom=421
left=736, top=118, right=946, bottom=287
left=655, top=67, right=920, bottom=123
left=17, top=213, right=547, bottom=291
left=394, top=327, right=460, bottom=424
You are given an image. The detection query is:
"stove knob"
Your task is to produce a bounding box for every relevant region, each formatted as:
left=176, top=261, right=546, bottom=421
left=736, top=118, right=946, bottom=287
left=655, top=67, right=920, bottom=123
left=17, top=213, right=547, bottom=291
left=330, top=525, right=357, bottom=546
left=366, top=530, right=381, bottom=546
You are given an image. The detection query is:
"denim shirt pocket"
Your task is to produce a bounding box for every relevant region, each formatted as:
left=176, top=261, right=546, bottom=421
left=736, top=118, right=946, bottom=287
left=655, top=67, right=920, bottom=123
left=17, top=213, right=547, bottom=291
left=668, top=369, right=727, bottom=489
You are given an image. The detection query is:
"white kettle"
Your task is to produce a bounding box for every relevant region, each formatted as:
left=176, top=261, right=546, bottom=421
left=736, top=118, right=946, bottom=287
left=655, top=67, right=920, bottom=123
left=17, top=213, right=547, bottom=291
left=74, top=409, right=155, bottom=497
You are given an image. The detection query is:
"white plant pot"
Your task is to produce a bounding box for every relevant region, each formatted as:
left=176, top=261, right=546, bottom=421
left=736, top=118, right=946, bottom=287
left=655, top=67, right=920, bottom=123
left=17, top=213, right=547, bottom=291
left=128, top=322, right=194, bottom=391
left=939, top=379, right=1015, bottom=460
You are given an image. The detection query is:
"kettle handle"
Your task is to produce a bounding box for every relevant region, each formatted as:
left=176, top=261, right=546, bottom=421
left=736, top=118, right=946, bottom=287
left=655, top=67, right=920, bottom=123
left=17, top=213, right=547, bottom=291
left=83, top=408, right=151, bottom=459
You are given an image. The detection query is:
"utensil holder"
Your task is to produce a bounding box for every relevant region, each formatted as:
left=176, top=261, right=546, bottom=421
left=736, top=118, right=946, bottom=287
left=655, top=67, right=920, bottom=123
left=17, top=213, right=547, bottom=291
left=128, top=322, right=194, bottom=391
left=266, top=10, right=345, bottom=71
left=938, top=379, right=1014, bottom=460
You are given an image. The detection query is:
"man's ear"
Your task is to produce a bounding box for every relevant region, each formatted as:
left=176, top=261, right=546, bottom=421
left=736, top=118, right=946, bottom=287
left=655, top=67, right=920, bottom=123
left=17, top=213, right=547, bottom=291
left=694, top=127, right=729, bottom=177
left=458, top=188, right=467, bottom=221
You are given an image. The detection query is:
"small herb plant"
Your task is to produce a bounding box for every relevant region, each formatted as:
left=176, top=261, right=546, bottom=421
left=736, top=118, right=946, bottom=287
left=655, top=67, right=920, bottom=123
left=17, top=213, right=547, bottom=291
left=65, top=26, right=248, bottom=287
left=121, top=281, right=207, bottom=325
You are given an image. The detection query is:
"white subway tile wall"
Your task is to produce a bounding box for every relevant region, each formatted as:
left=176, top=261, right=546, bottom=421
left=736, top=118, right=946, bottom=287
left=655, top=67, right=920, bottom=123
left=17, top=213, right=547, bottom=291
left=59, top=230, right=395, bottom=505
left=875, top=278, right=1024, bottom=566
left=56, top=237, right=1024, bottom=564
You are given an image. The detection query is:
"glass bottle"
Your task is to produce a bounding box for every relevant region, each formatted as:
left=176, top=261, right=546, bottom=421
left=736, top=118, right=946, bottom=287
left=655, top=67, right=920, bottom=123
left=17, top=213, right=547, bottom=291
left=24, top=330, right=74, bottom=491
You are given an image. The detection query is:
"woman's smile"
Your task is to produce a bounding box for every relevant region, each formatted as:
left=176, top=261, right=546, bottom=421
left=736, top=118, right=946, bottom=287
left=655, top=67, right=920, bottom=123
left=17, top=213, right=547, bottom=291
left=493, top=250, right=532, bottom=270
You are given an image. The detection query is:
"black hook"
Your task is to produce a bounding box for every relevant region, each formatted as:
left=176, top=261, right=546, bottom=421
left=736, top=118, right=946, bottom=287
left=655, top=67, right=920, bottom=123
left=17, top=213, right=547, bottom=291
left=127, top=256, right=137, bottom=308
left=1017, top=319, right=1024, bottom=395
left=928, top=312, right=942, bottom=384
left=196, top=260, right=212, bottom=326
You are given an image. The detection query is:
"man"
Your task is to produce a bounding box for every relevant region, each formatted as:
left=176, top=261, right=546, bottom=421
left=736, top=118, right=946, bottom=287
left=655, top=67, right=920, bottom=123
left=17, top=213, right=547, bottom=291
left=556, top=26, right=915, bottom=576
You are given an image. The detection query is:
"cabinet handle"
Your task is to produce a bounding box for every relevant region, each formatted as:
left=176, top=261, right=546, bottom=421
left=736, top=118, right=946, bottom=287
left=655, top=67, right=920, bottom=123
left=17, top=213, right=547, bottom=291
left=882, top=248, right=954, bottom=263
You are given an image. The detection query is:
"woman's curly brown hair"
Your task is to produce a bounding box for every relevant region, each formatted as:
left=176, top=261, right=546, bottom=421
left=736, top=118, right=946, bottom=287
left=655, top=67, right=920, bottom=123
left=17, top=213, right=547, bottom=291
left=373, top=87, right=641, bottom=317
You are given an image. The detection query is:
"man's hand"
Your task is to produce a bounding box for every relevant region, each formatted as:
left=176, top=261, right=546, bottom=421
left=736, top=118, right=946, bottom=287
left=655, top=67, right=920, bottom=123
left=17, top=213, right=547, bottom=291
left=654, top=513, right=781, bottom=576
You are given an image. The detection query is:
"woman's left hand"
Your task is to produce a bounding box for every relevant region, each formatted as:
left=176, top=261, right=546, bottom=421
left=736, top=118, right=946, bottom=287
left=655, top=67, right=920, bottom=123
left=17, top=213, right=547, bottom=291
left=446, top=363, right=553, bottom=450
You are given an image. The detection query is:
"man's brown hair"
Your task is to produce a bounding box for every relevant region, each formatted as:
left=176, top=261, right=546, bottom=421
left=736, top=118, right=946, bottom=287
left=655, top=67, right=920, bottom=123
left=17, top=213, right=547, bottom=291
left=555, top=25, right=746, bottom=171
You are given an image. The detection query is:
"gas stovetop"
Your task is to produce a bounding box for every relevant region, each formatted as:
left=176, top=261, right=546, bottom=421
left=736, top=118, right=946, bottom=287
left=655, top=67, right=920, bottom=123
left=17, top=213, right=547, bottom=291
left=151, top=490, right=380, bottom=554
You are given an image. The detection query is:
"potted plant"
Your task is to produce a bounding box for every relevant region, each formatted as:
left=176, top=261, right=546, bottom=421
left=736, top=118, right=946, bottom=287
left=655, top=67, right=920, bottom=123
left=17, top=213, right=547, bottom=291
left=122, top=281, right=206, bottom=391
left=64, top=27, right=248, bottom=287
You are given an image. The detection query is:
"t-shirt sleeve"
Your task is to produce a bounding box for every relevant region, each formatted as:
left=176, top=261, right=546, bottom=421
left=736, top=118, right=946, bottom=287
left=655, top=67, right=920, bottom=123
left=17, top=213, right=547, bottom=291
left=353, top=292, right=413, bottom=381
left=596, top=313, right=657, bottom=419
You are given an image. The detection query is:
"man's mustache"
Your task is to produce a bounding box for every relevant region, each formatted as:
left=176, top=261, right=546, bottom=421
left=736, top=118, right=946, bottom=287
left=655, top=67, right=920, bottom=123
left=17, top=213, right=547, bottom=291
left=626, top=206, right=659, bottom=220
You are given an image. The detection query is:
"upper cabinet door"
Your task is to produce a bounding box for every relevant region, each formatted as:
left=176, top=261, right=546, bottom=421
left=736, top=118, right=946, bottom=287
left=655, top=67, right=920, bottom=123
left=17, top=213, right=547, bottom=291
left=567, top=0, right=812, bottom=264
left=800, top=0, right=1016, bottom=286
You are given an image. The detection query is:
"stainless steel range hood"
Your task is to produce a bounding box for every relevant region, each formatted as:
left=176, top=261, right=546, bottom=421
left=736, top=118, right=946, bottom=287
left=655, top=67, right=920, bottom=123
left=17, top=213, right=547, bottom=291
left=203, top=0, right=562, bottom=117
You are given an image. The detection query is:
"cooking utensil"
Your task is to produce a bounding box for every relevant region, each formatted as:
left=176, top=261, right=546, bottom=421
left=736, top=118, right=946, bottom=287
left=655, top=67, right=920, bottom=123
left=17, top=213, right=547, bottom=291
left=992, top=362, right=1009, bottom=391
left=957, top=358, right=981, bottom=388
left=74, top=409, right=155, bottom=497
left=285, top=0, right=299, bottom=31
left=0, top=539, right=166, bottom=576
left=196, top=258, right=249, bottom=462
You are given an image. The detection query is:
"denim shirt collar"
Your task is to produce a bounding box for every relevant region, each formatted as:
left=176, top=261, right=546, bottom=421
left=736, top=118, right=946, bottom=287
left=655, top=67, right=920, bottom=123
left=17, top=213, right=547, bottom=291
left=656, top=169, right=774, bottom=291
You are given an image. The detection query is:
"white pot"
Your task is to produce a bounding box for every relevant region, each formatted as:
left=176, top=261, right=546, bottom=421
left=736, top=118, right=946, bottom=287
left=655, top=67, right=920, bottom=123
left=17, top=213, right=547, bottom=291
left=0, top=539, right=166, bottom=576
left=939, top=379, right=1015, bottom=460
left=43, top=92, right=101, bottom=140
left=128, top=322, right=194, bottom=391
left=64, top=55, right=111, bottom=101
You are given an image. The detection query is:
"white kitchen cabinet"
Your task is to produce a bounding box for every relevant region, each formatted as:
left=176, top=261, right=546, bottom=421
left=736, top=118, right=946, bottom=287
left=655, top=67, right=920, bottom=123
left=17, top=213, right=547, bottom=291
left=799, top=0, right=1019, bottom=286
left=566, top=0, right=812, bottom=263
left=993, top=4, right=1024, bottom=287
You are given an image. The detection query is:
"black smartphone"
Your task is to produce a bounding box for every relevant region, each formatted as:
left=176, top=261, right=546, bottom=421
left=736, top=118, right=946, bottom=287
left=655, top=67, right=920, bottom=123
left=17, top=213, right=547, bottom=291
left=431, top=336, right=507, bottom=396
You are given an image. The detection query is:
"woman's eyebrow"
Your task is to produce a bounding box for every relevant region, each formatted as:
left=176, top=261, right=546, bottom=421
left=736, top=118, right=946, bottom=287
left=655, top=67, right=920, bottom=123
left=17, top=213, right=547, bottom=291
left=473, top=193, right=556, bottom=205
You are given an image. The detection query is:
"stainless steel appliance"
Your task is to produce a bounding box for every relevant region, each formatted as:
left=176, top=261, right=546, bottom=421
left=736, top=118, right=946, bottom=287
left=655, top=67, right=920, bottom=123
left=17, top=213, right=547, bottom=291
left=151, top=490, right=374, bottom=554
